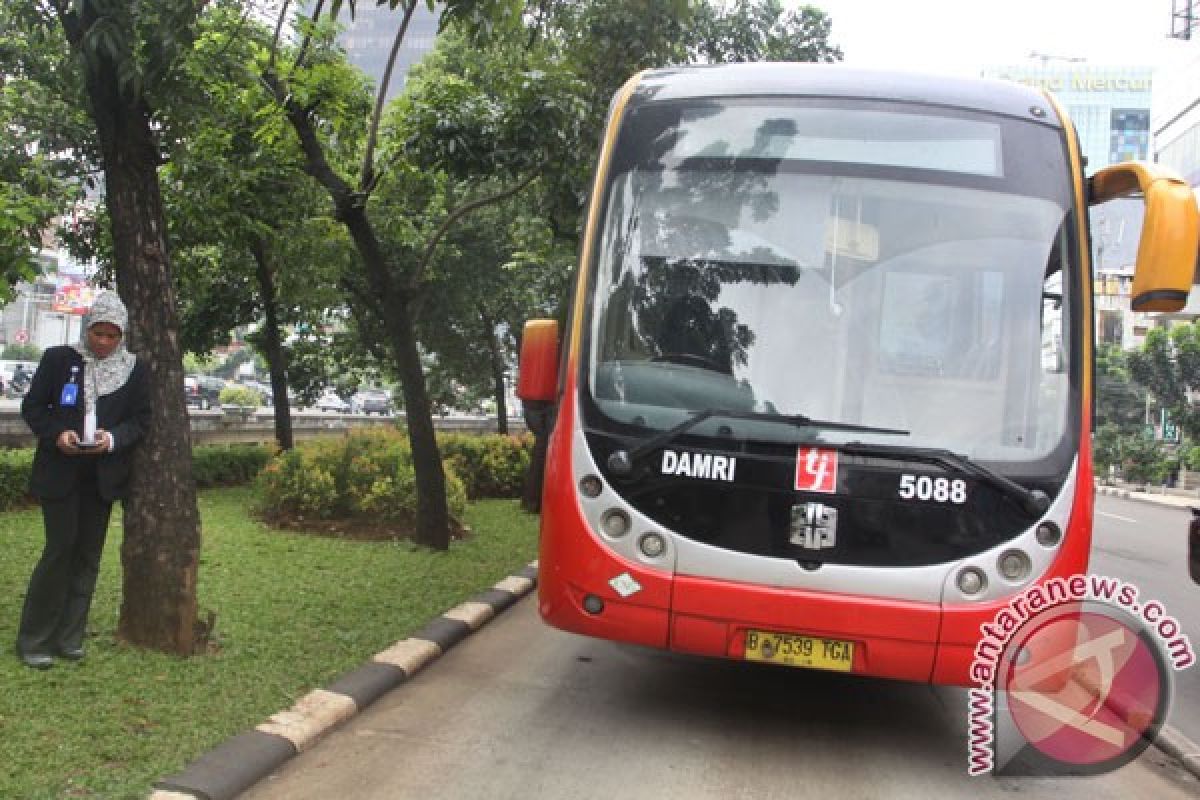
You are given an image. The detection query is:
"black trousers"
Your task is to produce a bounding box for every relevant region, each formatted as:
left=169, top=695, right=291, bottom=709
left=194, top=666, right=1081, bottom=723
left=16, top=465, right=113, bottom=657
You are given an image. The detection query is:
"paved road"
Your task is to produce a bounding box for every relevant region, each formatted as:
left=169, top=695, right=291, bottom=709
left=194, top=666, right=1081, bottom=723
left=1091, top=493, right=1200, bottom=745
left=243, top=593, right=1198, bottom=800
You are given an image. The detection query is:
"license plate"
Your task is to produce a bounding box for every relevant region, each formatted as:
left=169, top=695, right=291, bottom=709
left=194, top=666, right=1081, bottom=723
left=743, top=629, right=855, bottom=672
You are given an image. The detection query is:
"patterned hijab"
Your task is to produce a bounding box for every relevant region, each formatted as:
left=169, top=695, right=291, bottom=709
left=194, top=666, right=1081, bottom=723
left=71, top=290, right=136, bottom=403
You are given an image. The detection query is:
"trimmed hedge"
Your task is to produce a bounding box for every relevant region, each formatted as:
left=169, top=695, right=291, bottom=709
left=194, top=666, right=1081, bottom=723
left=0, top=443, right=275, bottom=512
left=0, top=431, right=533, bottom=517
left=191, top=443, right=275, bottom=487
left=0, top=448, right=34, bottom=512
left=437, top=432, right=533, bottom=500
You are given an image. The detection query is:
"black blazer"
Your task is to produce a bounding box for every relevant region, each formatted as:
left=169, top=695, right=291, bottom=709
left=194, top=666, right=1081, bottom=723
left=22, top=345, right=152, bottom=501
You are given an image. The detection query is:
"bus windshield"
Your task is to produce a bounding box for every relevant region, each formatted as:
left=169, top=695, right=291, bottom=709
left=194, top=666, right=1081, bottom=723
left=586, top=98, right=1076, bottom=464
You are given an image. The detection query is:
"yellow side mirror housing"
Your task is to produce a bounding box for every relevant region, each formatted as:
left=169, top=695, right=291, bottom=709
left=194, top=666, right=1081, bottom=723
left=1090, top=162, right=1199, bottom=312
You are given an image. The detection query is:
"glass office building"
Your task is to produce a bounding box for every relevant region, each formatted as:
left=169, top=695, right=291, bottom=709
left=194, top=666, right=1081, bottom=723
left=1154, top=51, right=1200, bottom=185
left=984, top=64, right=1157, bottom=349
left=982, top=65, right=1153, bottom=169
left=339, top=3, right=439, bottom=105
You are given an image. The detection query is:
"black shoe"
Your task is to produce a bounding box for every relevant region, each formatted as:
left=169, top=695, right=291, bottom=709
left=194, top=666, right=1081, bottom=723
left=57, top=647, right=85, bottom=661
left=19, top=652, right=53, bottom=670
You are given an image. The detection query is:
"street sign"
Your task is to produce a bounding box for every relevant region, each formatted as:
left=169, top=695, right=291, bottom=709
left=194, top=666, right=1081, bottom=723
left=1160, top=409, right=1182, bottom=444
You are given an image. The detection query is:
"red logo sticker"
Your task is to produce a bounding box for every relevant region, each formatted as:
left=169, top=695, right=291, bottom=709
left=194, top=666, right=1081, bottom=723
left=795, top=447, right=838, bottom=493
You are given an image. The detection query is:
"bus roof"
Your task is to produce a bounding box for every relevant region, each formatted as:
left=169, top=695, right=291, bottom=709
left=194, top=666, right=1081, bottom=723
left=630, top=64, right=1062, bottom=128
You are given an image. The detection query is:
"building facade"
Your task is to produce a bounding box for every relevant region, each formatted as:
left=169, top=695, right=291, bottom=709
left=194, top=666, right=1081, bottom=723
left=339, top=3, right=439, bottom=105
left=983, top=64, right=1154, bottom=169
left=985, top=62, right=1191, bottom=351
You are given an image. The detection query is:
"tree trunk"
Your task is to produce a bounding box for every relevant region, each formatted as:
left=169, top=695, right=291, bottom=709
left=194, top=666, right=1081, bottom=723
left=269, top=71, right=450, bottom=549
left=341, top=207, right=450, bottom=550
left=479, top=306, right=508, bottom=435
left=85, top=62, right=202, bottom=654
left=250, top=238, right=294, bottom=450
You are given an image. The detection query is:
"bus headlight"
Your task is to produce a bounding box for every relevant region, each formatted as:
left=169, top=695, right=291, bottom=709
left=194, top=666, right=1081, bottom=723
left=600, top=509, right=631, bottom=538
left=998, top=550, right=1031, bottom=582
left=639, top=532, right=667, bottom=558
left=957, top=567, right=987, bottom=596
left=1035, top=521, right=1062, bottom=547
left=579, top=474, right=604, bottom=498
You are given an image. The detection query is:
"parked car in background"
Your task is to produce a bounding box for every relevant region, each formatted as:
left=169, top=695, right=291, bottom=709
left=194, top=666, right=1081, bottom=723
left=351, top=388, right=392, bottom=415
left=184, top=375, right=225, bottom=410
left=315, top=388, right=349, bottom=413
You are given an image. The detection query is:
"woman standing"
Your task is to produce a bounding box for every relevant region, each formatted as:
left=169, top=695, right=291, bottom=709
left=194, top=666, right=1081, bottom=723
left=15, top=290, right=151, bottom=669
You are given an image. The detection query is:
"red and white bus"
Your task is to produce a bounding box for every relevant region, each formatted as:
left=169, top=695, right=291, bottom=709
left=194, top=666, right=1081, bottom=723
left=517, top=64, right=1198, bottom=685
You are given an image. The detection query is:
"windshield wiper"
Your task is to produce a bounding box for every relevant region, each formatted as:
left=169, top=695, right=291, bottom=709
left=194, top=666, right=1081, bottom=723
left=609, top=408, right=909, bottom=475
left=839, top=441, right=1050, bottom=518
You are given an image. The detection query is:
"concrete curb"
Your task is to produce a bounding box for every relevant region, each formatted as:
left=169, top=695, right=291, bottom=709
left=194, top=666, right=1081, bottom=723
left=150, top=562, right=539, bottom=800
left=1154, top=724, right=1200, bottom=779
left=1095, top=484, right=1198, bottom=510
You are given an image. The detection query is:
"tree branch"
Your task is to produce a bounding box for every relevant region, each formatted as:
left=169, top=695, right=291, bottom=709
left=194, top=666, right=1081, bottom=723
left=409, top=171, right=540, bottom=292
left=290, top=0, right=325, bottom=75
left=360, top=0, right=416, bottom=193
left=262, top=70, right=356, bottom=206
left=269, top=0, right=292, bottom=67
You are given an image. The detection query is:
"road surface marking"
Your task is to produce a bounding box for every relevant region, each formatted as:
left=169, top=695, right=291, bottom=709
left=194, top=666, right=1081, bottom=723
left=1097, top=511, right=1137, bottom=523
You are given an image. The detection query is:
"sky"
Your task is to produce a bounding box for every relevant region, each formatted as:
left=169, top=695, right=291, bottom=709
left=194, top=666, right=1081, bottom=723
left=806, top=0, right=1196, bottom=75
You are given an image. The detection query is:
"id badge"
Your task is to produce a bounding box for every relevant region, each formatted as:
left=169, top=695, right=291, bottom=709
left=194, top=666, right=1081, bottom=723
left=60, top=383, right=78, bottom=407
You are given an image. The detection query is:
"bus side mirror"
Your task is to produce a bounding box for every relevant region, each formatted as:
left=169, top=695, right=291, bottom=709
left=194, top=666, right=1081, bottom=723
left=1090, top=161, right=1199, bottom=312
left=517, top=319, right=560, bottom=403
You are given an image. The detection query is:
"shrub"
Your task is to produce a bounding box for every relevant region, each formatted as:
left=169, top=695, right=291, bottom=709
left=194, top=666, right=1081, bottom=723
left=257, top=429, right=468, bottom=526
left=0, top=444, right=268, bottom=511
left=0, top=448, right=33, bottom=511
left=219, top=385, right=263, bottom=408
left=2, top=343, right=41, bottom=361
left=192, top=444, right=274, bottom=488
left=438, top=432, right=533, bottom=499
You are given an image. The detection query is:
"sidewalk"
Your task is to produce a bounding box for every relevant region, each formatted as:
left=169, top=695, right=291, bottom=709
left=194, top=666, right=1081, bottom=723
left=1095, top=483, right=1200, bottom=511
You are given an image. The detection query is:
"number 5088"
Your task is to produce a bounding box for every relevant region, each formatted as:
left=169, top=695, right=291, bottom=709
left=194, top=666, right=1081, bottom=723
left=897, top=474, right=967, bottom=504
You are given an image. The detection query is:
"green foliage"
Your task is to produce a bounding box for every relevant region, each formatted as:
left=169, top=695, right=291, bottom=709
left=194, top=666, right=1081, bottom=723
left=1095, top=342, right=1146, bottom=435
left=690, top=0, right=843, bottom=63
left=0, top=343, right=41, bottom=361
left=1092, top=423, right=1124, bottom=475
left=191, top=443, right=274, bottom=488
left=1118, top=433, right=1172, bottom=485
left=0, top=449, right=34, bottom=511
left=0, top=444, right=266, bottom=511
left=1127, top=323, right=1200, bottom=441
left=0, top=487, right=538, bottom=799
left=218, top=384, right=264, bottom=408
left=182, top=352, right=216, bottom=374
left=438, top=432, right=533, bottom=499
left=257, top=429, right=470, bottom=524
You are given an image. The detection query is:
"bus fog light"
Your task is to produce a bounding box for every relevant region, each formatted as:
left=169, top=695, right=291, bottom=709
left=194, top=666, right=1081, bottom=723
left=580, top=474, right=603, bottom=498
left=957, top=567, right=987, bottom=596
left=600, top=509, right=631, bottom=538
left=998, top=550, right=1031, bottom=582
left=1035, top=521, right=1061, bottom=547
left=639, top=533, right=667, bottom=558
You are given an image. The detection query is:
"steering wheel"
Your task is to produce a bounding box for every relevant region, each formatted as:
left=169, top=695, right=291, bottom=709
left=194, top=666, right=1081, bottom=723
left=651, top=352, right=726, bottom=372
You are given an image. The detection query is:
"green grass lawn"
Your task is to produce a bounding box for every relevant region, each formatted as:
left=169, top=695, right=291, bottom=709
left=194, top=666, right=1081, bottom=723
left=0, top=487, right=539, bottom=799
